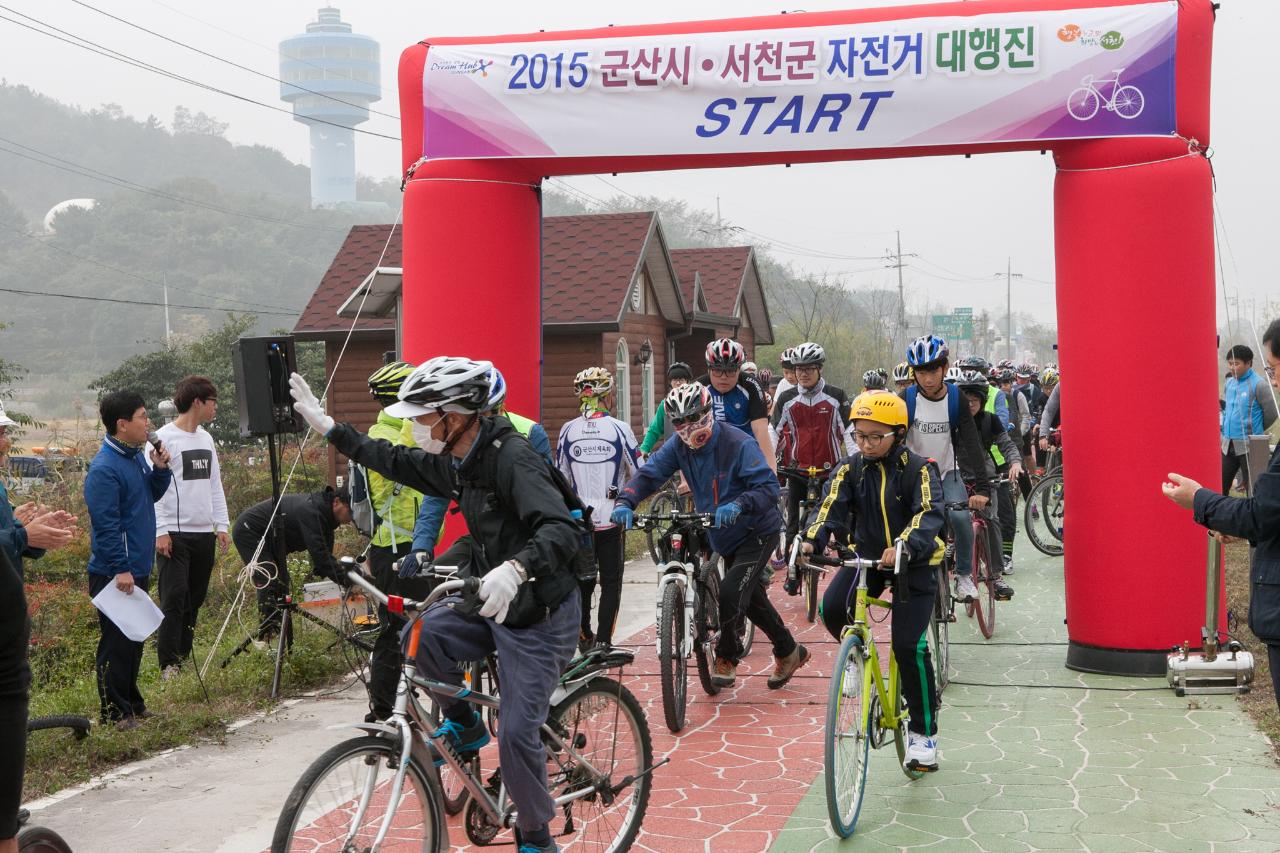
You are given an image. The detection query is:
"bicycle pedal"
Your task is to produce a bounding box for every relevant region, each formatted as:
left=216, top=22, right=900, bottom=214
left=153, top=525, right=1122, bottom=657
left=906, top=760, right=939, bottom=773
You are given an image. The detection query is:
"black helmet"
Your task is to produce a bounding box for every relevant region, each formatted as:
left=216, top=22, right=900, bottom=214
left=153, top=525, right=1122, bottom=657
left=957, top=355, right=991, bottom=374
left=862, top=369, right=887, bottom=390
left=666, top=361, right=693, bottom=382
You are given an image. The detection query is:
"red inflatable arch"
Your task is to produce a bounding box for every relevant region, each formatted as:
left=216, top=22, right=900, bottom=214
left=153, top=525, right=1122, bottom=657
left=396, top=0, right=1217, bottom=675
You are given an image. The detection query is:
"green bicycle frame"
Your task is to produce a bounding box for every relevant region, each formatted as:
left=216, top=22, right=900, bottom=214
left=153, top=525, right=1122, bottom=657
left=842, top=566, right=908, bottom=738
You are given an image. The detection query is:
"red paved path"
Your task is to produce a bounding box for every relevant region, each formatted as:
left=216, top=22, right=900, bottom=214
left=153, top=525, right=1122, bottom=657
left=447, top=575, right=891, bottom=852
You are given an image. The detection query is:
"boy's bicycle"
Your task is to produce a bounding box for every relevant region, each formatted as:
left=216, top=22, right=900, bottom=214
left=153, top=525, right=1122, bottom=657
left=945, top=487, right=1007, bottom=640
left=636, top=510, right=753, bottom=733
left=271, top=567, right=657, bottom=853
left=804, top=542, right=931, bottom=838
left=778, top=463, right=832, bottom=622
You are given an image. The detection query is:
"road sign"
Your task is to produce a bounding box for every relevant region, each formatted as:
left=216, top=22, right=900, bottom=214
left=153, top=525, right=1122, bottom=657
left=932, top=315, right=973, bottom=339
left=953, top=307, right=973, bottom=316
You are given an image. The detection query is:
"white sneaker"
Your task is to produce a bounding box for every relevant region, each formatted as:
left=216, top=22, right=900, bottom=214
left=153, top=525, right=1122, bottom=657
left=1002, top=555, right=1014, bottom=575
left=955, top=575, right=978, bottom=602
left=904, top=732, right=938, bottom=772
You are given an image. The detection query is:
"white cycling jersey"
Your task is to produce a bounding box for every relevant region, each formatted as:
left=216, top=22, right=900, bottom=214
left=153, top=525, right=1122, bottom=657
left=555, top=413, right=641, bottom=528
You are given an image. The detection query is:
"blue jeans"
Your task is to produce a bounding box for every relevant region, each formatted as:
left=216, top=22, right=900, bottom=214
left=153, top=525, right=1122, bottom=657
left=943, top=470, right=974, bottom=579
left=414, top=590, right=581, bottom=833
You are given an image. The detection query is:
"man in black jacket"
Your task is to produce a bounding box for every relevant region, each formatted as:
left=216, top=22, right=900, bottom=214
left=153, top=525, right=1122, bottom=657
left=1163, top=318, right=1280, bottom=712
left=231, top=486, right=352, bottom=637
left=289, top=358, right=579, bottom=853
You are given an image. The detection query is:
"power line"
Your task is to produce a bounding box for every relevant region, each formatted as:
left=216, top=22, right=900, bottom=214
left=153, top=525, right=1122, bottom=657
left=145, top=0, right=400, bottom=101
left=0, top=134, right=347, bottom=233
left=66, top=0, right=401, bottom=123
left=0, top=7, right=401, bottom=142
left=0, top=223, right=301, bottom=314
left=0, top=284, right=295, bottom=315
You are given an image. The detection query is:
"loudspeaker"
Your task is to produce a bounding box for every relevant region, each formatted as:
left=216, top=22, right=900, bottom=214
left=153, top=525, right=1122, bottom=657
left=232, top=336, right=303, bottom=437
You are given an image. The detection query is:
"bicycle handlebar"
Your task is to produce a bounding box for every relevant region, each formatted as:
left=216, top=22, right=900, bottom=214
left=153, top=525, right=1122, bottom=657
left=344, top=565, right=479, bottom=614
left=634, top=511, right=716, bottom=529
left=777, top=463, right=833, bottom=482
left=796, top=540, right=909, bottom=602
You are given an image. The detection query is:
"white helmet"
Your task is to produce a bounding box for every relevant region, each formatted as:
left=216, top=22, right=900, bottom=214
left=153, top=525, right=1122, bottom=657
left=891, top=362, right=913, bottom=383
left=944, top=366, right=963, bottom=384
left=387, top=356, right=493, bottom=418
left=665, top=381, right=713, bottom=420
left=742, top=361, right=758, bottom=375
left=790, top=342, right=826, bottom=367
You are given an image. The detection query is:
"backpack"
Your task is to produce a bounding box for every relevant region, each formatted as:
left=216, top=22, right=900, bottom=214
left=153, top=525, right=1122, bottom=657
left=347, top=457, right=401, bottom=539
left=903, top=384, right=961, bottom=429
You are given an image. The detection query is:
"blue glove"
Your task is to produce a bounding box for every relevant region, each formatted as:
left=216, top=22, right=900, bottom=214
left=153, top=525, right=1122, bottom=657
left=610, top=505, right=635, bottom=529
left=714, top=502, right=742, bottom=528
left=398, top=550, right=433, bottom=579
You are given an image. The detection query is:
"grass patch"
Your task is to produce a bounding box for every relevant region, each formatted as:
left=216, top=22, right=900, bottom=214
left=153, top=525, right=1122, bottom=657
left=20, top=444, right=369, bottom=800
left=1223, top=541, right=1280, bottom=759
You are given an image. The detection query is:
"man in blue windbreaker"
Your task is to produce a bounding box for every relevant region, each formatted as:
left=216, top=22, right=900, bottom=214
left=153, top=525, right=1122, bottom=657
left=84, top=390, right=172, bottom=729
left=611, top=382, right=809, bottom=690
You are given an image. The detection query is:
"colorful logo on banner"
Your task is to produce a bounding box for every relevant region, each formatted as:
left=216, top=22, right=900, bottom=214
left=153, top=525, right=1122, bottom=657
left=421, top=1, right=1177, bottom=160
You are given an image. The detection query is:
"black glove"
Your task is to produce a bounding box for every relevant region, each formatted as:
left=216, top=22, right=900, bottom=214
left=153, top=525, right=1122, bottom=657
left=398, top=550, right=433, bottom=579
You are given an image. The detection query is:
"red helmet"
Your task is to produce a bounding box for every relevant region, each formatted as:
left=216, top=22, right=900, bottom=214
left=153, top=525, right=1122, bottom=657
left=705, top=338, right=745, bottom=370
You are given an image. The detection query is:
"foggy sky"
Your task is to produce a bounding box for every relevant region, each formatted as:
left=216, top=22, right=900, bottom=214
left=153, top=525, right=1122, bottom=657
left=4, top=0, right=1275, bottom=331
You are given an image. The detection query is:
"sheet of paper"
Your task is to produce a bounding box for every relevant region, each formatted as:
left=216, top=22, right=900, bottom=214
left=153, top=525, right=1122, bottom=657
left=91, top=580, right=165, bottom=642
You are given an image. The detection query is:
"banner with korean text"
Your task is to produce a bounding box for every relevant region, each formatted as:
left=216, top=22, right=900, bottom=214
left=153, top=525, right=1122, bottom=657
left=422, top=2, right=1176, bottom=160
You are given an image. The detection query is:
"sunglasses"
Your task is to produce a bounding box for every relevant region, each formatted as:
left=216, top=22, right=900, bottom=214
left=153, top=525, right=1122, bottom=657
left=672, top=411, right=710, bottom=427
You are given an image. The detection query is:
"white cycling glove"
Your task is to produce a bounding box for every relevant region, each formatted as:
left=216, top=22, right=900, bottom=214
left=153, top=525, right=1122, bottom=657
left=478, top=560, right=523, bottom=624
left=289, top=372, right=335, bottom=436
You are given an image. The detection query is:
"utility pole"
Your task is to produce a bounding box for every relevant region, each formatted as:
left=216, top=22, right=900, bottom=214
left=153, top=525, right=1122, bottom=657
left=884, top=231, right=917, bottom=357
left=995, top=258, right=1023, bottom=360
left=163, top=272, right=171, bottom=345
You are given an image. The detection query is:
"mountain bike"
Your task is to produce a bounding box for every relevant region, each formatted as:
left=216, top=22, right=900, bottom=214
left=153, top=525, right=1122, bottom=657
left=272, top=567, right=656, bottom=853
left=945, top=490, right=1006, bottom=640
left=779, top=463, right=832, bottom=622
left=636, top=510, right=753, bottom=732
left=644, top=474, right=692, bottom=564
left=1025, top=471, right=1065, bottom=557
left=805, top=542, right=930, bottom=838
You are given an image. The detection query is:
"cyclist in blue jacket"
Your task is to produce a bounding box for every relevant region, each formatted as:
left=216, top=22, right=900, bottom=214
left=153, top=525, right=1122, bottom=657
left=612, top=382, right=809, bottom=690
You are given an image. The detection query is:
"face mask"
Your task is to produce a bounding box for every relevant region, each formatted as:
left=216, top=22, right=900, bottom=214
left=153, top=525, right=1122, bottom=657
left=676, top=411, right=715, bottom=449
left=412, top=417, right=447, bottom=455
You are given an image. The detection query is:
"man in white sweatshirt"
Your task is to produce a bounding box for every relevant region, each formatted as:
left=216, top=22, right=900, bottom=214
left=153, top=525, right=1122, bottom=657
left=152, top=376, right=229, bottom=677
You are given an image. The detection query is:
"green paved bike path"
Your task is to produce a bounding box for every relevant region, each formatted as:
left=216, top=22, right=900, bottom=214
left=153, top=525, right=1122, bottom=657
left=771, top=535, right=1280, bottom=852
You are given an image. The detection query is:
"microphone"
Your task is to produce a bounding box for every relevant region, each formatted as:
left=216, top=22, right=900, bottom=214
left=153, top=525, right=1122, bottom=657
left=147, top=430, right=164, bottom=453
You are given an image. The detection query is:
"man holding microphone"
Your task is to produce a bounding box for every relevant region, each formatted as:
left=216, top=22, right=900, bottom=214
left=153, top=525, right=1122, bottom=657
left=85, top=391, right=172, bottom=729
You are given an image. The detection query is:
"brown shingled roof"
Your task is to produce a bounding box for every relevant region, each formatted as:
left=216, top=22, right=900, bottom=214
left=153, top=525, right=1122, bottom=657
left=295, top=213, right=659, bottom=335
left=669, top=247, right=752, bottom=316
left=294, top=225, right=401, bottom=335
left=542, top=212, right=655, bottom=324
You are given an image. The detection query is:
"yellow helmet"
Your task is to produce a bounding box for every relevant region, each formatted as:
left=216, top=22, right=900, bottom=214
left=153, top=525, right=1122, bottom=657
left=849, top=391, right=908, bottom=429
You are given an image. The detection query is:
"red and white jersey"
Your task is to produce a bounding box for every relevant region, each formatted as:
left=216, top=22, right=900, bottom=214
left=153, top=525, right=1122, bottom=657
left=770, top=379, right=855, bottom=468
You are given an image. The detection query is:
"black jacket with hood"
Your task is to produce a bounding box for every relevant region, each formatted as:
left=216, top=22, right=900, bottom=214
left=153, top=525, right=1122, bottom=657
left=235, top=488, right=343, bottom=581
left=328, top=415, right=579, bottom=627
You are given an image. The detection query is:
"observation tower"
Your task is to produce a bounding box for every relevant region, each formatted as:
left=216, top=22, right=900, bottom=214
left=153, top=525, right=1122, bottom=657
left=279, top=7, right=381, bottom=207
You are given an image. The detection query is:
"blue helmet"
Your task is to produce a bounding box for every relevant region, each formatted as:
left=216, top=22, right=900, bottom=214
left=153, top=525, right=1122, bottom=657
left=485, top=365, right=507, bottom=412
left=906, top=334, right=949, bottom=368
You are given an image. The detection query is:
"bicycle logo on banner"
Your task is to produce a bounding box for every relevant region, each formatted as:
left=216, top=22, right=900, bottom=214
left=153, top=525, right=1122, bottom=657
left=1066, top=68, right=1145, bottom=121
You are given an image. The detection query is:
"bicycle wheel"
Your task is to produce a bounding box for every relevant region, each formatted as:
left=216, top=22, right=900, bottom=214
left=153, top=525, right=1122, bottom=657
left=694, top=559, right=722, bottom=696
left=928, top=578, right=950, bottom=694
left=972, top=520, right=998, bottom=640
left=824, top=632, right=870, bottom=838
left=892, top=675, right=926, bottom=781
left=1114, top=84, right=1145, bottom=118
left=17, top=826, right=73, bottom=853
left=271, top=735, right=446, bottom=853
left=26, top=715, right=92, bottom=740
left=645, top=491, right=677, bottom=564
left=658, top=582, right=687, bottom=733
left=1067, top=86, right=1100, bottom=120
left=545, top=676, right=653, bottom=853
left=1024, top=474, right=1065, bottom=557
left=1045, top=476, right=1065, bottom=542
left=804, top=566, right=820, bottom=624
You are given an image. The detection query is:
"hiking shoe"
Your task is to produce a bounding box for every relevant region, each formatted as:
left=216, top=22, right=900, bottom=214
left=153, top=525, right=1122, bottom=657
left=954, top=575, right=978, bottom=602
left=426, top=713, right=490, bottom=766
left=782, top=575, right=801, bottom=596
left=767, top=644, right=811, bottom=690
left=994, top=580, right=1015, bottom=601
left=711, top=657, right=737, bottom=688
left=904, top=732, right=938, bottom=772
left=517, top=843, right=560, bottom=853
left=1001, top=555, right=1014, bottom=575
left=115, top=716, right=140, bottom=732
